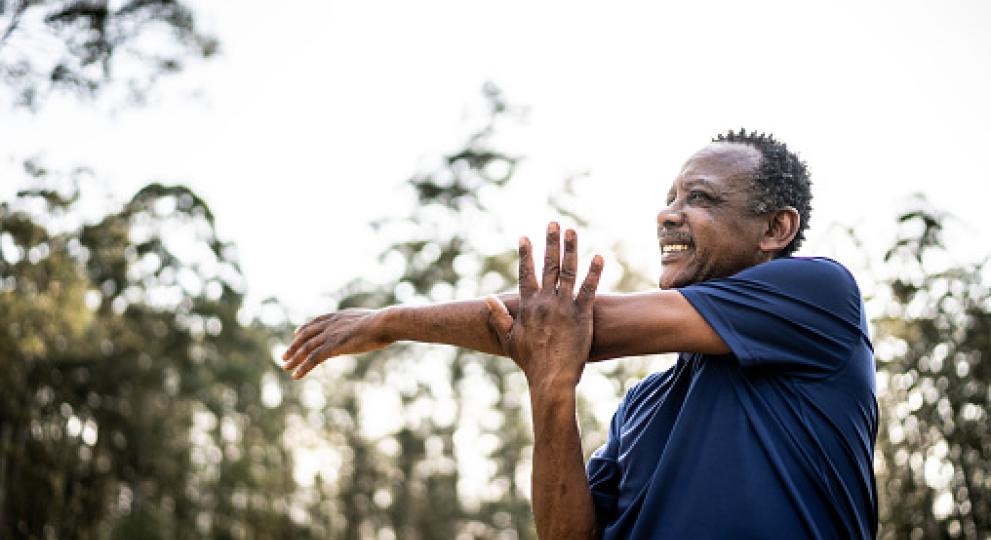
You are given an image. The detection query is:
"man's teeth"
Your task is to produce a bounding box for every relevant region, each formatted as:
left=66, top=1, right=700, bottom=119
left=662, top=244, right=690, bottom=253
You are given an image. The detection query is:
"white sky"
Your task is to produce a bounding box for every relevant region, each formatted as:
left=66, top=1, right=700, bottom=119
left=3, top=0, right=991, bottom=322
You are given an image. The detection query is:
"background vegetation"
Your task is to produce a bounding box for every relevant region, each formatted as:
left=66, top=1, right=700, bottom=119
left=2, top=2, right=988, bottom=539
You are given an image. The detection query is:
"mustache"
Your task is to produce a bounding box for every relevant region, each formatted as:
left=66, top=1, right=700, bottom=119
left=657, top=228, right=693, bottom=245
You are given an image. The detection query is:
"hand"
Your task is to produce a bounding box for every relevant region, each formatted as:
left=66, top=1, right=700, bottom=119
left=486, top=222, right=603, bottom=390
left=281, top=308, right=392, bottom=379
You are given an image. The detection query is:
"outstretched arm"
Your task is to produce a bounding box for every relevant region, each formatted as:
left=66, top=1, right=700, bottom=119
left=281, top=228, right=728, bottom=379
left=377, top=289, right=724, bottom=360
left=280, top=296, right=519, bottom=379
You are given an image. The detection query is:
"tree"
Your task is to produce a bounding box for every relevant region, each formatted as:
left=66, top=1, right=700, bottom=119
left=0, top=168, right=305, bottom=539
left=873, top=200, right=991, bottom=539
left=292, top=82, right=532, bottom=539
left=0, top=0, right=216, bottom=108
left=288, top=83, right=674, bottom=539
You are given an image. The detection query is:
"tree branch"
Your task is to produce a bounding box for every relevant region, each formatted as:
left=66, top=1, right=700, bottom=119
left=0, top=0, right=29, bottom=49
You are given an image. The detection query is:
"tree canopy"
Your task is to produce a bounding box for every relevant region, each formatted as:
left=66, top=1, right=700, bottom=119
left=2, top=5, right=989, bottom=537
left=0, top=0, right=215, bottom=108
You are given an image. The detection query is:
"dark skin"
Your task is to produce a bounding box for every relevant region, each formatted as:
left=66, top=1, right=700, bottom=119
left=658, top=142, right=791, bottom=288
left=486, top=226, right=603, bottom=539
left=282, top=142, right=801, bottom=538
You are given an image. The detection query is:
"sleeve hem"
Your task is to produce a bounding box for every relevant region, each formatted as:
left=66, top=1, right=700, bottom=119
left=679, top=289, right=758, bottom=368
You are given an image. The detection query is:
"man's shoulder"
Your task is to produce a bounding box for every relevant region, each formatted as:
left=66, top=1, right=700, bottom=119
left=733, top=256, right=861, bottom=295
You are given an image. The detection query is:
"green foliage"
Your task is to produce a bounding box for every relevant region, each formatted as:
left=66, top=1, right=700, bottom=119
left=874, top=201, right=991, bottom=539
left=0, top=172, right=303, bottom=539
left=0, top=0, right=217, bottom=108
left=301, top=83, right=536, bottom=540
left=290, top=84, right=674, bottom=540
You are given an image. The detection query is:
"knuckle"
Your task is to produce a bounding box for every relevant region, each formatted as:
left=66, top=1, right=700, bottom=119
left=305, top=346, right=325, bottom=365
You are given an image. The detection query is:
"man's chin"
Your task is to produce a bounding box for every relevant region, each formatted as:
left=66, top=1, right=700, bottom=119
left=658, top=273, right=683, bottom=289
left=659, top=266, right=698, bottom=289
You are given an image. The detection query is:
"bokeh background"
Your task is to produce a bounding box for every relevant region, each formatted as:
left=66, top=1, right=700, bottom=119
left=1, top=1, right=989, bottom=539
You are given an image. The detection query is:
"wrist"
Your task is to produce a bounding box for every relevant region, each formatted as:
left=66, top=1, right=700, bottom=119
left=528, top=380, right=577, bottom=408
left=375, top=305, right=402, bottom=343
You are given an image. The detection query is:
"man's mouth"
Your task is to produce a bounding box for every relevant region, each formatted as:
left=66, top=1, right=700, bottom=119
left=661, top=243, right=691, bottom=254
left=660, top=239, right=694, bottom=265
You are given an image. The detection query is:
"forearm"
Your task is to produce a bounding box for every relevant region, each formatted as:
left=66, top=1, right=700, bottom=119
left=381, top=289, right=718, bottom=361
left=529, top=386, right=600, bottom=539
left=382, top=294, right=520, bottom=357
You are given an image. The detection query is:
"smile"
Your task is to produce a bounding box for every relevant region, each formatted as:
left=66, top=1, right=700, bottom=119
left=661, top=243, right=691, bottom=254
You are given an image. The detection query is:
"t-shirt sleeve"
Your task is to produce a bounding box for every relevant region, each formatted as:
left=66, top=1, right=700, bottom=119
left=586, top=396, right=626, bottom=527
left=678, top=257, right=869, bottom=377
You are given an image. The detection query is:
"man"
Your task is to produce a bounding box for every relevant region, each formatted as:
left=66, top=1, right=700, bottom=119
left=282, top=130, right=878, bottom=539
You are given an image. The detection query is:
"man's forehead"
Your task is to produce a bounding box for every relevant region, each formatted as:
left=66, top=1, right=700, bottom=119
left=670, top=143, right=761, bottom=189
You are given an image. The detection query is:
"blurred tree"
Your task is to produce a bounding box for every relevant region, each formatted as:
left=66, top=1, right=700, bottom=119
left=301, top=82, right=533, bottom=540
left=0, top=0, right=216, bottom=108
left=874, top=200, right=990, bottom=539
left=294, top=83, right=672, bottom=539
left=0, top=167, right=306, bottom=539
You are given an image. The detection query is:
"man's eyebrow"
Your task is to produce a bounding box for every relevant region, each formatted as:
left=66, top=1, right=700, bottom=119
left=683, top=178, right=717, bottom=189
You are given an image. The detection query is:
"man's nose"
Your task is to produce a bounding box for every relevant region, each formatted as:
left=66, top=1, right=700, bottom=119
left=657, top=205, right=685, bottom=228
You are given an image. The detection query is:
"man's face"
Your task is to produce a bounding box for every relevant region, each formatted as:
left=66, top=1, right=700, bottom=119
left=657, top=142, right=771, bottom=289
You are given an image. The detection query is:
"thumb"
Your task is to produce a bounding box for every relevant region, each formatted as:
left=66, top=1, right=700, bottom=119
left=484, top=295, right=513, bottom=350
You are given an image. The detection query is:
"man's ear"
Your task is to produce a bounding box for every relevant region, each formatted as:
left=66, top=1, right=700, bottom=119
left=759, top=207, right=800, bottom=254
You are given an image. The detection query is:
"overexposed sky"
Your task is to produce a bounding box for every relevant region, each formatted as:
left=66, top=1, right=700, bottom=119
left=3, top=0, right=991, bottom=321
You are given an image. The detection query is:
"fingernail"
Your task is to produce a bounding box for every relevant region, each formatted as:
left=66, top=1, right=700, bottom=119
left=566, top=229, right=576, bottom=241
left=548, top=222, right=559, bottom=233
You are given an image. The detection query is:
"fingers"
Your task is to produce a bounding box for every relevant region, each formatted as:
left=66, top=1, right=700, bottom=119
left=283, top=322, right=325, bottom=361
left=558, top=228, right=578, bottom=298
left=484, top=295, right=513, bottom=352
left=576, top=254, right=604, bottom=310
left=292, top=344, right=329, bottom=380
left=283, top=333, right=324, bottom=373
left=518, top=236, right=539, bottom=300
left=293, top=313, right=330, bottom=336
left=541, top=222, right=561, bottom=291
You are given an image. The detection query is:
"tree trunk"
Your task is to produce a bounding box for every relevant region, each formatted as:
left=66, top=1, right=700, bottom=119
left=0, top=422, right=11, bottom=529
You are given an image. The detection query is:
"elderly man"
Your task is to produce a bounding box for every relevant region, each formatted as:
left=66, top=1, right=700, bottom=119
left=282, top=130, right=878, bottom=539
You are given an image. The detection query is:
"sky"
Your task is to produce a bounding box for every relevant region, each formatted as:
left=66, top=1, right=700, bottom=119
left=3, top=0, right=991, bottom=323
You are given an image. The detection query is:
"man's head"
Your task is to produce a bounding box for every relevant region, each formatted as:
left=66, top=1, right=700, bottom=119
left=657, top=129, right=812, bottom=289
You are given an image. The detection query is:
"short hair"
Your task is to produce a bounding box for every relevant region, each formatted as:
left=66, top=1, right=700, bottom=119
left=712, top=128, right=812, bottom=256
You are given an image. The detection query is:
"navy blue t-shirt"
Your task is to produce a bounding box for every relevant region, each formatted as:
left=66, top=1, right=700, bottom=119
left=586, top=257, right=878, bottom=539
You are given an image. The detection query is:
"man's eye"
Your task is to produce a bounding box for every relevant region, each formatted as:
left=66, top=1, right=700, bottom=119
left=687, top=191, right=710, bottom=203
